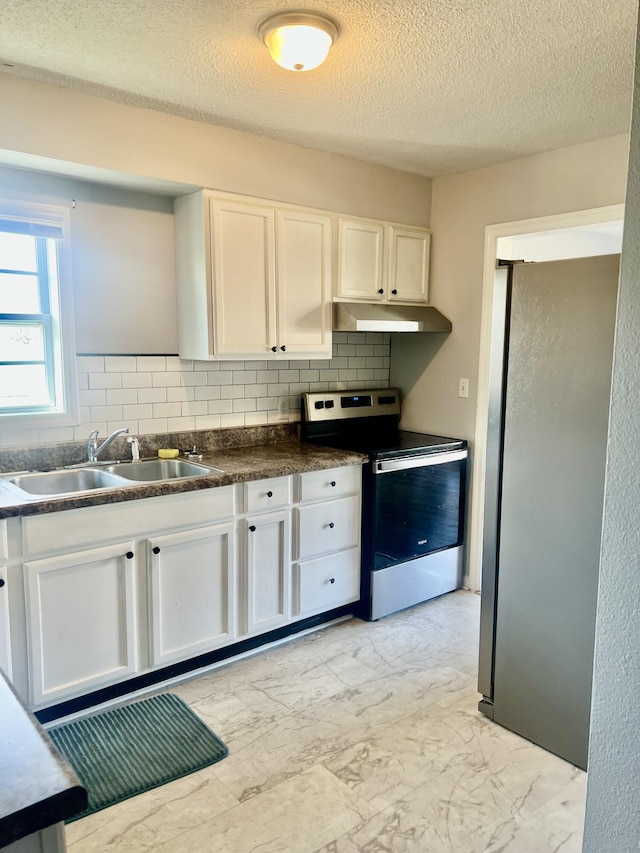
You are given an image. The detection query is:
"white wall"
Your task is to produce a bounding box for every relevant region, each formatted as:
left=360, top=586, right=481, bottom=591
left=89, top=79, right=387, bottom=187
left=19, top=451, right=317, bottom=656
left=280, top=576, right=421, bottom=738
left=391, top=133, right=629, bottom=443
left=0, top=74, right=432, bottom=226
left=583, top=17, right=640, bottom=850
left=0, top=166, right=177, bottom=353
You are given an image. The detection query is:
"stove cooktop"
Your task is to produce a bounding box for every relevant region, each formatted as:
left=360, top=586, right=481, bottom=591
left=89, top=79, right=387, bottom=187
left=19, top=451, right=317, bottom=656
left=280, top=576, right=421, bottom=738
left=310, top=429, right=466, bottom=460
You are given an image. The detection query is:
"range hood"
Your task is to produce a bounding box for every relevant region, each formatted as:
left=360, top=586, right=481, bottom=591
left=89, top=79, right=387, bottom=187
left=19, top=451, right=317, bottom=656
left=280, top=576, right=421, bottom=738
left=333, top=302, right=452, bottom=333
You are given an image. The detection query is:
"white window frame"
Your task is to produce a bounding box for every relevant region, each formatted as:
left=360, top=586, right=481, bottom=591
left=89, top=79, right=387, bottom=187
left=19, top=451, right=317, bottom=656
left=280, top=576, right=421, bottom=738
left=0, top=199, right=78, bottom=428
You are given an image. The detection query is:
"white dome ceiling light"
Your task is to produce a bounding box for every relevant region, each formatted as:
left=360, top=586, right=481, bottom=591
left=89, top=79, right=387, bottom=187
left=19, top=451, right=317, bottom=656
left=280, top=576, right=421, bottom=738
left=259, top=11, right=338, bottom=72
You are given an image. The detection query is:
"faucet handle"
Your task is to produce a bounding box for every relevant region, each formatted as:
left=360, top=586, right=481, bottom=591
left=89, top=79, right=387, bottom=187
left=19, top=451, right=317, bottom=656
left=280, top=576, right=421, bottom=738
left=88, top=428, right=99, bottom=441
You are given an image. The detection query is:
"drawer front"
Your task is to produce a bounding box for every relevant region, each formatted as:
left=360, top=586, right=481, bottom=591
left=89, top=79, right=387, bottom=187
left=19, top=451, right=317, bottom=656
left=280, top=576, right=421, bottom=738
left=294, top=548, right=360, bottom=618
left=22, top=487, right=235, bottom=556
left=244, top=476, right=291, bottom=514
left=296, top=495, right=360, bottom=560
left=298, top=465, right=361, bottom=503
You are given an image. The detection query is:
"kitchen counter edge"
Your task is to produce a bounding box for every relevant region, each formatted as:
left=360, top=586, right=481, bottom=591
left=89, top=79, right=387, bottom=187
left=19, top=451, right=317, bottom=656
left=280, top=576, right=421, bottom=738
left=0, top=442, right=366, bottom=519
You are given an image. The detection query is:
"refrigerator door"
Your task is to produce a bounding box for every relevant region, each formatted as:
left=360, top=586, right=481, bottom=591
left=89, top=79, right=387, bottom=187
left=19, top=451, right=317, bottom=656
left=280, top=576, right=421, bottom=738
left=482, top=254, right=619, bottom=770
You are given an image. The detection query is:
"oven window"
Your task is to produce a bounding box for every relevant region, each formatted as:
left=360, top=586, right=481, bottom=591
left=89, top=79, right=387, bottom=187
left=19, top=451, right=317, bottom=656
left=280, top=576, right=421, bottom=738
left=373, top=458, right=465, bottom=570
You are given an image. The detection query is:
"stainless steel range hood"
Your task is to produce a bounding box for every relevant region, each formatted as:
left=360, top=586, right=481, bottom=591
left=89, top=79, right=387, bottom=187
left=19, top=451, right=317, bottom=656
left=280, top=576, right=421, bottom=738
left=333, top=302, right=452, bottom=333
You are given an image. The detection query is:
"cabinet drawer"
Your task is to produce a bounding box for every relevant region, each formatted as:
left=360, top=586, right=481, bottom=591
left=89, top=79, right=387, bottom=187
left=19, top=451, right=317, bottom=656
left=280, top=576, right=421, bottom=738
left=297, top=465, right=361, bottom=503
left=293, top=549, right=360, bottom=617
left=295, top=495, right=360, bottom=560
left=244, top=476, right=291, bottom=513
left=22, top=487, right=235, bottom=556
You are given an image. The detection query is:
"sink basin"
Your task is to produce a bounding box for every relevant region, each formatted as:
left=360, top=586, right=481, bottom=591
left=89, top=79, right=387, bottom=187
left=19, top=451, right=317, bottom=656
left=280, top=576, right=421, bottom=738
left=102, top=458, right=222, bottom=481
left=6, top=467, right=129, bottom=497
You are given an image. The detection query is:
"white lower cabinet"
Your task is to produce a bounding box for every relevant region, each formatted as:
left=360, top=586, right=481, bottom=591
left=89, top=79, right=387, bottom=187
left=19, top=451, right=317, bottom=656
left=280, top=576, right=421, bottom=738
left=25, top=542, right=138, bottom=707
left=0, top=565, right=10, bottom=679
left=148, top=522, right=236, bottom=667
left=245, top=511, right=291, bottom=634
left=12, top=465, right=361, bottom=710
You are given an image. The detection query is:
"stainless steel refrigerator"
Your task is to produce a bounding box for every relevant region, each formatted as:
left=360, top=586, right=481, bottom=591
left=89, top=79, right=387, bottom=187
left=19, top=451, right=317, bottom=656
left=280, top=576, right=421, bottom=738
left=478, top=254, right=619, bottom=770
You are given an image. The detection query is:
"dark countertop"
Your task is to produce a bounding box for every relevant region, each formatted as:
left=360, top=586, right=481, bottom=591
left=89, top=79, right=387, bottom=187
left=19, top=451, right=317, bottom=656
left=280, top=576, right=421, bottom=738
left=0, top=441, right=365, bottom=519
left=0, top=671, right=87, bottom=847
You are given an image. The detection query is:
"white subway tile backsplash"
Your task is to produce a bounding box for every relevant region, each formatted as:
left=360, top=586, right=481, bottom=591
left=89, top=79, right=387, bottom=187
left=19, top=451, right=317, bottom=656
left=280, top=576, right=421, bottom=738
left=257, top=370, right=279, bottom=384
left=167, top=416, right=195, bottom=431
left=208, top=371, right=233, bottom=386
left=182, top=371, right=208, bottom=386
left=105, top=356, right=137, bottom=373
left=89, top=373, right=122, bottom=390
left=194, top=386, right=222, bottom=401
left=138, top=418, right=168, bottom=434
left=122, top=372, right=152, bottom=388
left=138, top=388, right=167, bottom=404
left=90, top=405, right=123, bottom=421
left=208, top=400, right=233, bottom=415
left=182, top=401, right=208, bottom=416
left=167, top=387, right=195, bottom=403
left=220, top=386, right=245, bottom=400
left=195, top=414, right=221, bottom=430
left=106, top=389, right=139, bottom=405
left=80, top=389, right=106, bottom=407
left=122, top=403, right=153, bottom=419
left=136, top=356, right=166, bottom=372
left=232, top=370, right=257, bottom=384
left=14, top=333, right=391, bottom=446
left=78, top=356, right=104, bottom=373
left=152, top=372, right=181, bottom=388
left=152, top=402, right=181, bottom=418
left=166, top=356, right=187, bottom=371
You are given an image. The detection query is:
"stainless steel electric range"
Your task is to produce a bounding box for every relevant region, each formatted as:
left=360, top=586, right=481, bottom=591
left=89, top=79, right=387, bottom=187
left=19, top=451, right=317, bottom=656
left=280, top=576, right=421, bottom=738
left=301, top=388, right=468, bottom=620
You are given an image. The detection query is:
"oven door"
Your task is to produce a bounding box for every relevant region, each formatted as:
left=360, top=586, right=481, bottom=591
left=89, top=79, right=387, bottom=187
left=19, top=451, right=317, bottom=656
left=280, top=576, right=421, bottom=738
left=372, top=449, right=467, bottom=570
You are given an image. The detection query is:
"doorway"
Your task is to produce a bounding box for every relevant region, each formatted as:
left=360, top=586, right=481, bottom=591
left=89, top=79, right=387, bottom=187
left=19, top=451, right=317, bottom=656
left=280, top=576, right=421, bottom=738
left=467, top=204, right=624, bottom=593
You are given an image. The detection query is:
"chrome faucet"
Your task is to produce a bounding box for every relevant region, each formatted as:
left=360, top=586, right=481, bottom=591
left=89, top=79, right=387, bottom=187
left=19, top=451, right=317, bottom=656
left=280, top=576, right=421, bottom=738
left=87, top=427, right=130, bottom=463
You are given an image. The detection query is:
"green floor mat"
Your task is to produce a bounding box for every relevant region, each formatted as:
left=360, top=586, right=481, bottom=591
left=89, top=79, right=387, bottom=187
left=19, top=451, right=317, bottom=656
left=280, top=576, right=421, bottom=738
left=48, top=693, right=228, bottom=823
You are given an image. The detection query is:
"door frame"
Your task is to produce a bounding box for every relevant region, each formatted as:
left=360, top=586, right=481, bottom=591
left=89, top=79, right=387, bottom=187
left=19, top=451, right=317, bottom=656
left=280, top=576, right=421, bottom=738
left=467, top=203, right=625, bottom=592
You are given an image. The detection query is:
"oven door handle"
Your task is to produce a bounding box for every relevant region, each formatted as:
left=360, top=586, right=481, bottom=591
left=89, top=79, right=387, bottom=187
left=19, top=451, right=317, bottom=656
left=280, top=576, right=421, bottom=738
left=374, top=449, right=467, bottom=474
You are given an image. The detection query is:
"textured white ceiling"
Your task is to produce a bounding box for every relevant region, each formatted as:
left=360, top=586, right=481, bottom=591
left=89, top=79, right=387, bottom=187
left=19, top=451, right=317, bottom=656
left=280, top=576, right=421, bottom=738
left=0, top=0, right=636, bottom=177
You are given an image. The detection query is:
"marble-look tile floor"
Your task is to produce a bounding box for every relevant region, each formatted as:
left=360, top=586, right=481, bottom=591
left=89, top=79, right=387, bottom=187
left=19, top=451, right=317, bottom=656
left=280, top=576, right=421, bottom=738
left=65, top=591, right=586, bottom=852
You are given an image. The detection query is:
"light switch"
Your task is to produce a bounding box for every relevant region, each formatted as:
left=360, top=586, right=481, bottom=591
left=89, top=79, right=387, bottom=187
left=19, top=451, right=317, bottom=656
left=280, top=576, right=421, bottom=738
left=458, top=378, right=469, bottom=398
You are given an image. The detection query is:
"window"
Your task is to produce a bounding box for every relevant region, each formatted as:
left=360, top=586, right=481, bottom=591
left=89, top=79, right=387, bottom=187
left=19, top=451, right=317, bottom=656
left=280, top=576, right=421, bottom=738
left=0, top=200, right=77, bottom=426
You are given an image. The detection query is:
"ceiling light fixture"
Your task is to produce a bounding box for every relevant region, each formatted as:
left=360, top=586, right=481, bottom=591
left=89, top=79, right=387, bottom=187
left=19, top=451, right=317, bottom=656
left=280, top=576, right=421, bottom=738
left=259, top=11, right=338, bottom=72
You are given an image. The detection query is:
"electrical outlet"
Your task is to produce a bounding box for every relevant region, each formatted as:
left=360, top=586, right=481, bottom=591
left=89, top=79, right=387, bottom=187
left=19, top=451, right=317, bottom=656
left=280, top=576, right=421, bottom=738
left=278, top=398, right=289, bottom=420
left=458, top=378, right=469, bottom=398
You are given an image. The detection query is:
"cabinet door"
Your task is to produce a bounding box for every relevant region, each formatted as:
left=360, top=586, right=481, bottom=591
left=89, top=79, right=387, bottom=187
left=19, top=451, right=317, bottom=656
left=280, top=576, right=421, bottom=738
left=211, top=198, right=277, bottom=357
left=25, top=543, right=138, bottom=707
left=0, top=566, right=10, bottom=680
left=336, top=217, right=385, bottom=301
left=245, top=511, right=291, bottom=635
left=388, top=226, right=430, bottom=303
left=276, top=209, right=332, bottom=358
left=148, top=523, right=236, bottom=667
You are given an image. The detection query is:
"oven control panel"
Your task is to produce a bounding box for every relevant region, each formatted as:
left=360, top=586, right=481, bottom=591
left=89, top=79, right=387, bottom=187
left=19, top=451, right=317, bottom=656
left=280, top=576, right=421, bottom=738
left=302, top=388, right=401, bottom=422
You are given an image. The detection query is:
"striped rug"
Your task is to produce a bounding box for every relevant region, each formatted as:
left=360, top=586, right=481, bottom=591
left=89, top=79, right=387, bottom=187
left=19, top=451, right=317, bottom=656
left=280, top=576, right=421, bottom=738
left=48, top=693, right=228, bottom=822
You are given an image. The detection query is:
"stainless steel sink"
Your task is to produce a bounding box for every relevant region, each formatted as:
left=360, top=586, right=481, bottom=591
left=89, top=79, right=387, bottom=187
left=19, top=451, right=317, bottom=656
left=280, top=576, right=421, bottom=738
left=102, top=458, right=222, bottom=481
left=5, top=467, right=129, bottom=497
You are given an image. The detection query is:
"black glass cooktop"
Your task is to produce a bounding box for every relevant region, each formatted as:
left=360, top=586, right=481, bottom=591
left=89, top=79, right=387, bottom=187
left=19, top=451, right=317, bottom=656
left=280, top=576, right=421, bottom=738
left=310, top=429, right=466, bottom=460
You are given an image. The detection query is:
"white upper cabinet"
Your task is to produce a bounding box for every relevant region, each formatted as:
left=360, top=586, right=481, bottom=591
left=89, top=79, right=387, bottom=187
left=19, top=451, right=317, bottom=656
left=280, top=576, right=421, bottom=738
left=335, top=215, right=431, bottom=305
left=336, top=218, right=385, bottom=301
left=276, top=208, right=332, bottom=357
left=175, top=190, right=332, bottom=360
